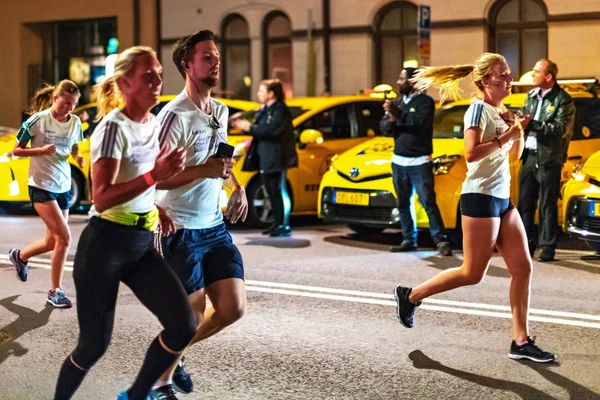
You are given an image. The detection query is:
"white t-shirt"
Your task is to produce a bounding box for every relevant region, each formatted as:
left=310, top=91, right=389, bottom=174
left=16, top=108, right=83, bottom=193
left=89, top=108, right=160, bottom=215
left=155, top=90, right=229, bottom=230
left=461, top=100, right=511, bottom=199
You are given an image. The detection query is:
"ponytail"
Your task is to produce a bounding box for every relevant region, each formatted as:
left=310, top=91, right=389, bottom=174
left=95, top=76, right=121, bottom=121
left=28, top=85, right=55, bottom=114
left=411, top=53, right=507, bottom=103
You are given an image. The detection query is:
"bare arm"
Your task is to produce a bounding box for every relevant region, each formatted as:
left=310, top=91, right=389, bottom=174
left=464, top=124, right=522, bottom=163
left=155, top=155, right=233, bottom=190
left=93, top=147, right=186, bottom=213
left=12, top=141, right=55, bottom=157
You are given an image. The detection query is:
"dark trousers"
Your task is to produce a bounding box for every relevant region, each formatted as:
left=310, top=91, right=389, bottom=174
left=55, top=217, right=196, bottom=399
left=261, top=170, right=291, bottom=227
left=392, top=162, right=447, bottom=244
left=518, top=153, right=562, bottom=251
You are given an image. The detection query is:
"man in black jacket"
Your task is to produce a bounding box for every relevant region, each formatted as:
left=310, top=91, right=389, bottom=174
left=380, top=68, right=451, bottom=256
left=518, top=59, right=575, bottom=262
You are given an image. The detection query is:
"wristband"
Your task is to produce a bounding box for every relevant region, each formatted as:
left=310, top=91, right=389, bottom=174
left=494, top=136, right=503, bottom=148
left=233, top=184, right=245, bottom=192
left=142, top=171, right=156, bottom=187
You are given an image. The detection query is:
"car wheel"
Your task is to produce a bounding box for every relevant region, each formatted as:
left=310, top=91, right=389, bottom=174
left=245, top=180, right=274, bottom=228
left=68, top=169, right=85, bottom=211
left=347, top=224, right=385, bottom=235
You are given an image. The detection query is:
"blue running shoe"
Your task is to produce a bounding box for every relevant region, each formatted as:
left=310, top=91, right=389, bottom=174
left=117, top=391, right=152, bottom=400
left=47, top=288, right=72, bottom=308
left=9, top=249, right=28, bottom=282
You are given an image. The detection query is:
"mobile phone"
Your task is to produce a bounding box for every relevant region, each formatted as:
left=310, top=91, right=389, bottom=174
left=215, top=142, right=234, bottom=158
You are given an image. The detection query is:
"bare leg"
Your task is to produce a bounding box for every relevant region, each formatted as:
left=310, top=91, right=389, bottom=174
left=29, top=202, right=71, bottom=290
left=495, top=209, right=532, bottom=344
left=155, top=278, right=246, bottom=386
left=409, top=216, right=500, bottom=304
left=19, top=228, right=55, bottom=260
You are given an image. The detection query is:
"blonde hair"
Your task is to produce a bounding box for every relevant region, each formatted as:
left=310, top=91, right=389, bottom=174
left=95, top=46, right=157, bottom=121
left=29, top=80, right=80, bottom=114
left=411, top=53, right=507, bottom=103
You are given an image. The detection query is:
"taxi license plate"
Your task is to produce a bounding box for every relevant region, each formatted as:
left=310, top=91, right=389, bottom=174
left=334, top=191, right=369, bottom=206
left=591, top=202, right=600, bottom=217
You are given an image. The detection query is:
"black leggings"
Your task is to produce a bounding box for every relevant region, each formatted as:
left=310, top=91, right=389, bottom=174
left=261, top=170, right=290, bottom=227
left=54, top=217, right=196, bottom=400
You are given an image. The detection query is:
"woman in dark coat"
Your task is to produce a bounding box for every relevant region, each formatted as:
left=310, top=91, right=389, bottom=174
left=232, top=79, right=298, bottom=237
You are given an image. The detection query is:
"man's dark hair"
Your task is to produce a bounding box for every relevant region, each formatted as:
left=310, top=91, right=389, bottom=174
left=539, top=58, right=558, bottom=81
left=172, top=30, right=216, bottom=79
left=404, top=67, right=418, bottom=81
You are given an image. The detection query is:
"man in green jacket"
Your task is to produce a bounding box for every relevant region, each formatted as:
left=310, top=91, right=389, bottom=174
left=518, top=59, right=575, bottom=262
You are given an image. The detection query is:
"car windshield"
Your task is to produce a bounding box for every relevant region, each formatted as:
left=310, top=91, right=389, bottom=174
left=228, top=106, right=308, bottom=134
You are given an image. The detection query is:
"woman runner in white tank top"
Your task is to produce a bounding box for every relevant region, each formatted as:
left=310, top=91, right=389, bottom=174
left=392, top=53, right=556, bottom=363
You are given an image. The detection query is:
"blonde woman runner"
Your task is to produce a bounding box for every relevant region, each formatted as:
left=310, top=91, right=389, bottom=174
left=54, top=46, right=196, bottom=400
left=393, top=53, right=556, bottom=363
left=9, top=80, right=84, bottom=308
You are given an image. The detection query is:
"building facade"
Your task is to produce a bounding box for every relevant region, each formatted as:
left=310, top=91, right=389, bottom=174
left=0, top=0, right=158, bottom=128
left=0, top=0, right=599, bottom=127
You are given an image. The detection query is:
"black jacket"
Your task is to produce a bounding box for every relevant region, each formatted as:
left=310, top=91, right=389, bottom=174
left=379, top=93, right=435, bottom=157
left=242, top=100, right=298, bottom=173
left=522, top=83, right=575, bottom=166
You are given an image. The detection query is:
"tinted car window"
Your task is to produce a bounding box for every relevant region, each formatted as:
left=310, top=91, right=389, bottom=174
left=572, top=98, right=600, bottom=140
left=299, top=104, right=354, bottom=140
left=433, top=105, right=469, bottom=138
left=355, top=101, right=385, bottom=137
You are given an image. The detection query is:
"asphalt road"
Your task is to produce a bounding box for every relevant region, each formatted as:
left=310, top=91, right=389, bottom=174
left=0, top=214, right=598, bottom=400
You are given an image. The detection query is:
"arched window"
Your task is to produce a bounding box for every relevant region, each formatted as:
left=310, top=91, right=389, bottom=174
left=221, top=14, right=251, bottom=100
left=263, top=11, right=293, bottom=97
left=489, top=0, right=548, bottom=79
left=374, top=1, right=418, bottom=86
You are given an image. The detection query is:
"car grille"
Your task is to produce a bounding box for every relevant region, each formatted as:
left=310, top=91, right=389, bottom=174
left=580, top=217, right=600, bottom=231
left=567, top=197, right=600, bottom=233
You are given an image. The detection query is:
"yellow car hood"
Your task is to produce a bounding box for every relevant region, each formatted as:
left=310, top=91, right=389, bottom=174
left=332, top=137, right=466, bottom=180
left=582, top=150, right=600, bottom=179
left=332, top=137, right=395, bottom=179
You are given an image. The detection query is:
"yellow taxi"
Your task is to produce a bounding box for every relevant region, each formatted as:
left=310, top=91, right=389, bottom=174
left=0, top=96, right=258, bottom=212
left=562, top=149, right=600, bottom=253
left=318, top=81, right=600, bottom=241
left=228, top=95, right=387, bottom=227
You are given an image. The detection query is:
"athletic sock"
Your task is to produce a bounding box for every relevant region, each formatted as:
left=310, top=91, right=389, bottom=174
left=54, top=356, right=88, bottom=399
left=127, top=337, right=179, bottom=400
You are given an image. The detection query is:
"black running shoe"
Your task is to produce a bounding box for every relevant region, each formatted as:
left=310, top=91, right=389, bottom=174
left=148, top=385, right=179, bottom=400
left=393, top=285, right=420, bottom=328
left=172, top=357, right=193, bottom=393
left=9, top=249, right=28, bottom=282
left=509, top=336, right=556, bottom=363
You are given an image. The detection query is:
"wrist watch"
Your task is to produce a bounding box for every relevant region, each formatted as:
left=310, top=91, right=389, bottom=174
left=233, top=184, right=245, bottom=191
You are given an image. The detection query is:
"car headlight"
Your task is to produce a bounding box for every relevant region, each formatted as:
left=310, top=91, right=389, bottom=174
left=433, top=154, right=461, bottom=175
left=572, top=163, right=587, bottom=182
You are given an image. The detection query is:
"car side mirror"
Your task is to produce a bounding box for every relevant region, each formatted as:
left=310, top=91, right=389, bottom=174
left=299, top=129, right=324, bottom=145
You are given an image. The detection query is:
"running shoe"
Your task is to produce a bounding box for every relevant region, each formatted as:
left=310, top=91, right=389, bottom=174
left=172, top=357, right=193, bottom=393
left=393, top=285, right=420, bottom=328
left=47, top=288, right=72, bottom=308
left=9, top=249, right=28, bottom=282
left=148, top=385, right=179, bottom=400
left=509, top=336, right=556, bottom=363
left=117, top=391, right=151, bottom=400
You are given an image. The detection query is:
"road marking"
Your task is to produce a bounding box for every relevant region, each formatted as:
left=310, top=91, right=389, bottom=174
left=245, top=286, right=600, bottom=329
left=2, top=256, right=599, bottom=329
